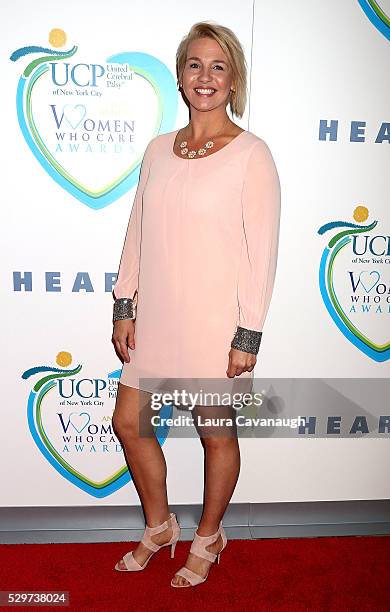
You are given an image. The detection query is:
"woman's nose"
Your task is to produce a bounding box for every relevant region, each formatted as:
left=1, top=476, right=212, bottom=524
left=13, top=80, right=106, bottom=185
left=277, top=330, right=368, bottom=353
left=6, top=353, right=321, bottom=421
left=198, top=67, right=212, bottom=82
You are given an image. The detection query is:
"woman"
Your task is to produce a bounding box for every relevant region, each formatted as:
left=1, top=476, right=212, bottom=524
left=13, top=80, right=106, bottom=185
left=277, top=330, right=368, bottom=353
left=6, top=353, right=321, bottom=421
left=111, top=21, right=281, bottom=587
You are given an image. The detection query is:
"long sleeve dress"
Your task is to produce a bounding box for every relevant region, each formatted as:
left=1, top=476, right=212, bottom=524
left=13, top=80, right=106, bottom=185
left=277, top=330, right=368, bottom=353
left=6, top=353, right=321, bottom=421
left=113, top=128, right=281, bottom=403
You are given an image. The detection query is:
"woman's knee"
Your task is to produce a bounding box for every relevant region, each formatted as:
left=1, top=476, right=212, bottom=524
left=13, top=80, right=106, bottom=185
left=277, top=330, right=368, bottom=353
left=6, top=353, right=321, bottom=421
left=112, top=384, right=143, bottom=436
left=112, top=413, right=136, bottom=437
left=202, top=434, right=238, bottom=452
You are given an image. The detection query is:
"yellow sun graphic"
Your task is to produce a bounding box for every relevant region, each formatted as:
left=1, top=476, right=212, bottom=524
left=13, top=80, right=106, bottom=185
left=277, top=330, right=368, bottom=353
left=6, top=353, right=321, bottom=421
left=353, top=205, right=369, bottom=223
left=56, top=351, right=72, bottom=367
left=49, top=28, right=67, bottom=48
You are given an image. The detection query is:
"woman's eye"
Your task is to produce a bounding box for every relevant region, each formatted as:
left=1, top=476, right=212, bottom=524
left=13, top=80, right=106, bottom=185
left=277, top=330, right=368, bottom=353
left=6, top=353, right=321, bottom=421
left=188, top=63, right=224, bottom=70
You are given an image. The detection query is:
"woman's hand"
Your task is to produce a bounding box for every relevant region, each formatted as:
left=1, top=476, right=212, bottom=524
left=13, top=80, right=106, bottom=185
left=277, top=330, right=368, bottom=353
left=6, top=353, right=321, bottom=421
left=226, top=347, right=256, bottom=378
left=112, top=319, right=136, bottom=363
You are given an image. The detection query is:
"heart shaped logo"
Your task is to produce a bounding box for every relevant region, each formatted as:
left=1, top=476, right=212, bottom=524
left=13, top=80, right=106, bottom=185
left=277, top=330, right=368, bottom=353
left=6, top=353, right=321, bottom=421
left=69, top=411, right=91, bottom=432
left=22, top=353, right=172, bottom=498
left=10, top=31, right=178, bottom=209
left=318, top=206, right=390, bottom=362
left=63, top=104, right=87, bottom=129
left=359, top=270, right=380, bottom=293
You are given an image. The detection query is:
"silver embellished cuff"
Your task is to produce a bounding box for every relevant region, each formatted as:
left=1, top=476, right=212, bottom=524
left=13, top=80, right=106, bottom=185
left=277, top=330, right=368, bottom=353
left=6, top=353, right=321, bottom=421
left=231, top=326, right=262, bottom=355
left=113, top=298, right=136, bottom=322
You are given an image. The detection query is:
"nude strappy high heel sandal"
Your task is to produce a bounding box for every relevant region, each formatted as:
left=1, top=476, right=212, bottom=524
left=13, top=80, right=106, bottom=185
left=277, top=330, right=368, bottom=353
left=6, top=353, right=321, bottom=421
left=115, top=512, right=180, bottom=571
left=171, top=520, right=227, bottom=587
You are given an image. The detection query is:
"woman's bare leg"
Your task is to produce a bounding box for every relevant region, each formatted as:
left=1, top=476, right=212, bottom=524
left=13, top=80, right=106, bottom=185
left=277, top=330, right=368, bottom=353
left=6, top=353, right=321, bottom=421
left=112, top=382, right=173, bottom=567
left=171, top=404, right=240, bottom=586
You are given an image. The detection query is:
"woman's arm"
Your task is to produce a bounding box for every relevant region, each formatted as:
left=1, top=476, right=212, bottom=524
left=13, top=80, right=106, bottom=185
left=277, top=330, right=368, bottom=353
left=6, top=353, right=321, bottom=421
left=112, top=137, right=156, bottom=362
left=231, top=138, right=281, bottom=355
left=113, top=137, right=156, bottom=305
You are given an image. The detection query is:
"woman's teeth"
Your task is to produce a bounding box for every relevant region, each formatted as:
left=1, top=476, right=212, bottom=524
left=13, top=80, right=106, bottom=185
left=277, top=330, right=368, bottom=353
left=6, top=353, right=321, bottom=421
left=194, top=88, right=216, bottom=96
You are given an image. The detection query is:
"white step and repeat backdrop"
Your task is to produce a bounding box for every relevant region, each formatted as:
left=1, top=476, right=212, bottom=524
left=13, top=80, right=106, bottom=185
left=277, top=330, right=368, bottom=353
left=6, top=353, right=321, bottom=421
left=1, top=0, right=389, bottom=506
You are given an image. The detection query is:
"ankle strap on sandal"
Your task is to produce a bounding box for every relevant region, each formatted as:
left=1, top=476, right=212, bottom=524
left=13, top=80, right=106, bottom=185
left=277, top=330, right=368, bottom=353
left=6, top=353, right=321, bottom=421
left=141, top=512, right=178, bottom=553
left=189, top=520, right=223, bottom=563
left=145, top=512, right=175, bottom=536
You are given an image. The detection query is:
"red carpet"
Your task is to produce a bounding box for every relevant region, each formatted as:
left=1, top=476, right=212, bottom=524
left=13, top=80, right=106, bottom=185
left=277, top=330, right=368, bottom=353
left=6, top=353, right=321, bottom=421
left=1, top=535, right=389, bottom=610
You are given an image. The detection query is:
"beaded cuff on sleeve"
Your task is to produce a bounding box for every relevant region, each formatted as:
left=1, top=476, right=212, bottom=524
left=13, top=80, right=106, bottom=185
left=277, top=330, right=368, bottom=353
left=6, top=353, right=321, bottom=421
left=231, top=326, right=262, bottom=355
left=113, top=297, right=136, bottom=322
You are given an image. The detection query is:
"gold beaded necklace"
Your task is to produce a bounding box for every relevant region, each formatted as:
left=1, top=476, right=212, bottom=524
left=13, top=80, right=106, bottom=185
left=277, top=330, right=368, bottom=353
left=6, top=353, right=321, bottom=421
left=178, top=119, right=230, bottom=159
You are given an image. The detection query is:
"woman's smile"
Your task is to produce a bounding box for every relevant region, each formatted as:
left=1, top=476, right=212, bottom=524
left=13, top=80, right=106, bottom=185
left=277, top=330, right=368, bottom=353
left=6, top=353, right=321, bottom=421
left=193, top=87, right=217, bottom=97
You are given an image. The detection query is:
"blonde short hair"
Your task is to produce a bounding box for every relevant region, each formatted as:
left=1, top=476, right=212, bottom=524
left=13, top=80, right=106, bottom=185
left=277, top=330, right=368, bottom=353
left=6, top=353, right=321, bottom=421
left=176, top=21, right=248, bottom=119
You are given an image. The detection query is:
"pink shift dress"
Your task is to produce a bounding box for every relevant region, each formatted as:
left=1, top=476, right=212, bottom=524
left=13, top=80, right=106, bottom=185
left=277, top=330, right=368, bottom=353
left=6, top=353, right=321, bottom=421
left=113, top=128, right=281, bottom=400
